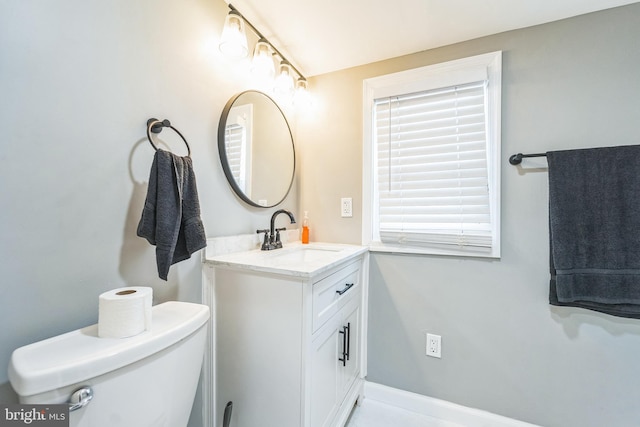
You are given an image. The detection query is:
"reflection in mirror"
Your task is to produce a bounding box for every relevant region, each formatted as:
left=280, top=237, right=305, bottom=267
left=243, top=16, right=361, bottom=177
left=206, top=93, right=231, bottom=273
left=218, top=91, right=295, bottom=208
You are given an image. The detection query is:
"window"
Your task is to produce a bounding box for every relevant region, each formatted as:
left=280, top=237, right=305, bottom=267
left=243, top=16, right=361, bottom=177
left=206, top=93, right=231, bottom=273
left=362, top=51, right=501, bottom=258
left=224, top=103, right=253, bottom=196
left=224, top=122, right=246, bottom=186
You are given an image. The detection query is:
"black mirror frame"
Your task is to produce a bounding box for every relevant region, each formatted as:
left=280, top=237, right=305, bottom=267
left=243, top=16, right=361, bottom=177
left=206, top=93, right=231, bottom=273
left=217, top=90, right=296, bottom=208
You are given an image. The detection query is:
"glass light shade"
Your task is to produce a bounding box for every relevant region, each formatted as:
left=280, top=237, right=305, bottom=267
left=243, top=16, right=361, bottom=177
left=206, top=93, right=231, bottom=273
left=294, top=78, right=312, bottom=107
left=273, top=61, right=294, bottom=98
left=250, top=39, right=275, bottom=84
left=219, top=11, right=248, bottom=59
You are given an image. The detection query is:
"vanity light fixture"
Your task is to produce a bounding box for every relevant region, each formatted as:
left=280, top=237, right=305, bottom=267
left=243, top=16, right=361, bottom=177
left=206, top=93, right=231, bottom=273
left=219, top=10, right=248, bottom=59
left=219, top=4, right=309, bottom=103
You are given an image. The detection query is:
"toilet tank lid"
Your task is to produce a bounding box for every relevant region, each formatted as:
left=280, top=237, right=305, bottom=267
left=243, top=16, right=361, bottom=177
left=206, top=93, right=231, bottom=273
left=8, top=301, right=210, bottom=397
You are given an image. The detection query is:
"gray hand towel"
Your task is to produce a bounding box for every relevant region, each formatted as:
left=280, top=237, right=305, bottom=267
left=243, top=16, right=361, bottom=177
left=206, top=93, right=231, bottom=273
left=137, top=149, right=206, bottom=280
left=547, top=145, right=640, bottom=318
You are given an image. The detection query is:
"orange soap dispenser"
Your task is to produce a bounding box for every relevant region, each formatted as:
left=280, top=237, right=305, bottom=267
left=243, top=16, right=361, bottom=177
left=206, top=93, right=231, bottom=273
left=302, top=211, right=310, bottom=244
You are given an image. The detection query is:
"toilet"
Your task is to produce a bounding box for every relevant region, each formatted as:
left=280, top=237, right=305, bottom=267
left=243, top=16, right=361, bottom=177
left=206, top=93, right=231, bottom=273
left=8, top=301, right=209, bottom=427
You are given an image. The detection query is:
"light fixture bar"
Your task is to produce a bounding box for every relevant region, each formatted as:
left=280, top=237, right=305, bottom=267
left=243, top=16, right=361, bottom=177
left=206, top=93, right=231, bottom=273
left=228, top=3, right=306, bottom=82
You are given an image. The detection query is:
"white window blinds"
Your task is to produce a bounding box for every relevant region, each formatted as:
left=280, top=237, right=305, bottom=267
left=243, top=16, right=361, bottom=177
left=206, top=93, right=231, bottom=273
left=374, top=80, right=493, bottom=251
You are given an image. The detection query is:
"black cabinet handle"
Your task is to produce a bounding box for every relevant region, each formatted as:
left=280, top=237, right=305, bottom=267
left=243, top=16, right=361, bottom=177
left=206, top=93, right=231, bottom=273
left=338, top=322, right=352, bottom=367
left=336, top=283, right=355, bottom=295
left=345, top=322, right=351, bottom=361
left=338, top=325, right=348, bottom=366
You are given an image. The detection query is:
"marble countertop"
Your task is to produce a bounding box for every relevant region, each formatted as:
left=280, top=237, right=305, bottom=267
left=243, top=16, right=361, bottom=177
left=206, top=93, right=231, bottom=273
left=204, top=241, right=367, bottom=278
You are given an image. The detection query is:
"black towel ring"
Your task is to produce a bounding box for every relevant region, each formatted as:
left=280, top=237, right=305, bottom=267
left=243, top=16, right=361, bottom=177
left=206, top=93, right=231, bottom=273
left=146, top=118, right=191, bottom=156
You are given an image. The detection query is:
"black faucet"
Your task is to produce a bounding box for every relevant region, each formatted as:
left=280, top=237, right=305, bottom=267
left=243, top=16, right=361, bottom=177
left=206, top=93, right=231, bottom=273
left=257, top=209, right=296, bottom=250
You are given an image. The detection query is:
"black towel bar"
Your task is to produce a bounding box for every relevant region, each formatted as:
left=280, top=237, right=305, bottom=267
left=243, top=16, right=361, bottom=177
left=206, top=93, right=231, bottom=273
left=508, top=152, right=547, bottom=165
left=146, top=118, right=191, bottom=156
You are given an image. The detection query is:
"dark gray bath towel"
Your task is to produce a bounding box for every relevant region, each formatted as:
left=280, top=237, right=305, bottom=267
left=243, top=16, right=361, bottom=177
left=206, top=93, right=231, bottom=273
left=137, top=149, right=206, bottom=280
left=547, top=145, right=640, bottom=318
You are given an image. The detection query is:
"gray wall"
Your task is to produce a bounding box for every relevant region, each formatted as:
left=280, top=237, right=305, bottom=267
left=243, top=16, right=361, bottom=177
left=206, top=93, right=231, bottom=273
left=299, top=4, right=640, bottom=427
left=0, top=1, right=297, bottom=425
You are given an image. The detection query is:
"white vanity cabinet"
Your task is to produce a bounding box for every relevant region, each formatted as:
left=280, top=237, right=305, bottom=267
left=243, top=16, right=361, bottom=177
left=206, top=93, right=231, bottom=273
left=310, top=293, right=360, bottom=427
left=203, top=244, right=367, bottom=427
left=310, top=261, right=361, bottom=427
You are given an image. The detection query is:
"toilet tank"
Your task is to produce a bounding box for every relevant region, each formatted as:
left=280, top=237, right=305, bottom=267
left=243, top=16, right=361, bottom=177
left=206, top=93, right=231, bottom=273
left=8, top=301, right=210, bottom=427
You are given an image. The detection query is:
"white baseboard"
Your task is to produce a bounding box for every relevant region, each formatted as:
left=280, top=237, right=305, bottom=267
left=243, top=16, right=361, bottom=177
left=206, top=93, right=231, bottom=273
left=363, top=382, right=541, bottom=427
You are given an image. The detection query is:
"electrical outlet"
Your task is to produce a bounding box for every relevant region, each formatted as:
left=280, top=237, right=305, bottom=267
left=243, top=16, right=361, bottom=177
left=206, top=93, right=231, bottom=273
left=341, top=197, right=353, bottom=218
left=426, top=333, right=441, bottom=358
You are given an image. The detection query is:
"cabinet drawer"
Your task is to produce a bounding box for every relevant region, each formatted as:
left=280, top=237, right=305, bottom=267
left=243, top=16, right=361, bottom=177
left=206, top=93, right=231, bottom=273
left=312, top=260, right=360, bottom=332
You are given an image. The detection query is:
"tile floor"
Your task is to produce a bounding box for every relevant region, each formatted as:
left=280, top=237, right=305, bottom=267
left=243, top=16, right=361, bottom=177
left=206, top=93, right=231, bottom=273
left=345, top=399, right=465, bottom=427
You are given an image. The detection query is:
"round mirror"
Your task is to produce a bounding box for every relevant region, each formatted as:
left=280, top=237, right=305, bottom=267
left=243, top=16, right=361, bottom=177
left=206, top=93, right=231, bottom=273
left=218, top=91, right=295, bottom=208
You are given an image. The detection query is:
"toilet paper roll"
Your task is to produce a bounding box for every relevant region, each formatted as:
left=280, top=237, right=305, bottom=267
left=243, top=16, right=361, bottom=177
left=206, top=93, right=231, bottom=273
left=98, top=287, right=153, bottom=339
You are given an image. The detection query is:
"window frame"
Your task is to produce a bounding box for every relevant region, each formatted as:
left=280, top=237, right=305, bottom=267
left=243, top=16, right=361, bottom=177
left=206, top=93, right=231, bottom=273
left=362, top=51, right=502, bottom=258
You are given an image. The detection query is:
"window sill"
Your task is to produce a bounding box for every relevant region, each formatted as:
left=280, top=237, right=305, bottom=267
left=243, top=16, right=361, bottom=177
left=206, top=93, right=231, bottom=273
left=367, top=241, right=500, bottom=259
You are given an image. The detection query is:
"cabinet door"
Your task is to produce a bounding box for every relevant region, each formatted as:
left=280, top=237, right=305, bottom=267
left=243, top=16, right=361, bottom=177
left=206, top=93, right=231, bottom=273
left=338, top=303, right=360, bottom=400
left=310, top=316, right=340, bottom=427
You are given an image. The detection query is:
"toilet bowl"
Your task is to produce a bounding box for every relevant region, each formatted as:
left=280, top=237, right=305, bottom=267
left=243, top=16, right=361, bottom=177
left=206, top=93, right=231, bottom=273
left=8, top=301, right=209, bottom=427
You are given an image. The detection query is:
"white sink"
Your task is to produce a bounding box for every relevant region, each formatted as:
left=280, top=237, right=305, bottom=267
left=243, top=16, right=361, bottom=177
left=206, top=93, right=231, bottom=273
left=205, top=242, right=366, bottom=277
left=268, top=247, right=341, bottom=263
